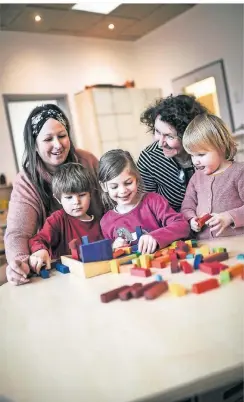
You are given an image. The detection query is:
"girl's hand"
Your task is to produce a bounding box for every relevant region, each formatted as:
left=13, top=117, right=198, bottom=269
left=6, top=260, right=30, bottom=286
left=29, top=249, right=51, bottom=273
left=190, top=217, right=201, bottom=232
left=138, top=234, right=158, bottom=254
left=112, top=237, right=128, bottom=250
left=206, top=212, right=233, bottom=237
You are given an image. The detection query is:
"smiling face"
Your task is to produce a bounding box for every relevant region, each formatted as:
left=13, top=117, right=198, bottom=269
left=190, top=149, right=227, bottom=175
left=154, top=116, right=184, bottom=158
left=104, top=166, right=139, bottom=208
left=60, top=192, right=91, bottom=219
left=36, top=118, right=70, bottom=172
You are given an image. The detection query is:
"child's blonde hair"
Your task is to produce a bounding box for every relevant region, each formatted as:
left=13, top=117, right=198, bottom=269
left=98, top=149, right=144, bottom=210
left=183, top=114, right=237, bottom=161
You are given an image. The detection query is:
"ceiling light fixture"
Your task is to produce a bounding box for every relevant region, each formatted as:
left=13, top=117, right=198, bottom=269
left=108, top=23, right=115, bottom=30
left=34, top=15, right=42, bottom=22
left=72, top=3, right=121, bottom=15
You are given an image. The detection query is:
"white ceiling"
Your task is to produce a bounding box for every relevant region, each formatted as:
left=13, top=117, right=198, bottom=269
left=0, top=3, right=195, bottom=41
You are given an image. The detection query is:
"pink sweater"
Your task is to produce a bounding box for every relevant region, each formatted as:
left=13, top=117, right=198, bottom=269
left=181, top=162, right=244, bottom=239
left=5, top=149, right=99, bottom=264
left=101, top=192, right=190, bottom=249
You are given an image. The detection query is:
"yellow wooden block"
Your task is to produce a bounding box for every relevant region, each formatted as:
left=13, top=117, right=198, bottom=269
left=185, top=240, right=192, bottom=247
left=114, top=253, right=137, bottom=265
left=61, top=256, right=111, bottom=279
left=132, top=257, right=141, bottom=267
left=110, top=259, right=120, bottom=274
left=169, top=283, right=187, bottom=297
left=199, top=245, right=210, bottom=257
left=119, top=246, right=132, bottom=255
left=139, top=254, right=151, bottom=269
left=168, top=241, right=177, bottom=249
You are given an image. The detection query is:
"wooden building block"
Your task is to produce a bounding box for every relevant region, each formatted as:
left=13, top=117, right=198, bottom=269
left=171, top=259, right=180, bottom=273
left=193, top=254, right=203, bottom=269
left=211, top=247, right=227, bottom=253
left=192, top=278, right=219, bottom=294
left=196, top=213, right=212, bottom=229
left=110, top=259, right=120, bottom=274
left=176, top=240, right=189, bottom=252
left=199, top=245, right=210, bottom=257
left=199, top=261, right=228, bottom=276
left=169, top=283, right=187, bottom=297
left=131, top=267, right=152, bottom=277
left=113, top=249, right=125, bottom=258
left=219, top=270, right=231, bottom=285
left=227, top=263, right=244, bottom=278
left=131, top=281, right=158, bottom=298
left=139, top=254, right=151, bottom=269
left=119, top=264, right=136, bottom=274
left=101, top=285, right=129, bottom=303
left=118, top=283, right=142, bottom=301
left=180, top=260, right=193, bottom=274
left=151, top=259, right=166, bottom=269
left=119, top=246, right=132, bottom=255
left=144, top=281, right=168, bottom=300
left=175, top=250, right=187, bottom=259
left=204, top=252, right=229, bottom=263
left=132, top=257, right=140, bottom=267
left=61, top=255, right=111, bottom=279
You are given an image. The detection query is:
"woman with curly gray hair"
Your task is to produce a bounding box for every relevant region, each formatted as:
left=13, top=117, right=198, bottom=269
left=137, top=94, right=207, bottom=212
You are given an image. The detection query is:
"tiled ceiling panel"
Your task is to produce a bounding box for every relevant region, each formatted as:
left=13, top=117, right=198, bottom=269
left=0, top=3, right=196, bottom=41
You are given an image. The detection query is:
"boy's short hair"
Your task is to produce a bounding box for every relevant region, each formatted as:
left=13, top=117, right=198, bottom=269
left=52, top=162, right=97, bottom=200
left=183, top=114, right=237, bottom=160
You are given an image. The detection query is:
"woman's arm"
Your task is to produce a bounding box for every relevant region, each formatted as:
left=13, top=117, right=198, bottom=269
left=137, top=149, right=158, bottom=193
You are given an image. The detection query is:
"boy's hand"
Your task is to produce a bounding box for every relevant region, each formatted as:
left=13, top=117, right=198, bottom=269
left=112, top=237, right=128, bottom=250
left=138, top=234, right=158, bottom=254
left=6, top=260, right=30, bottom=286
left=29, top=249, right=51, bottom=273
left=190, top=217, right=201, bottom=232
left=206, top=212, right=233, bottom=237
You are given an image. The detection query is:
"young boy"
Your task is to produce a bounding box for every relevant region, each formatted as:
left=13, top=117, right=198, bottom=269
left=29, top=163, right=103, bottom=273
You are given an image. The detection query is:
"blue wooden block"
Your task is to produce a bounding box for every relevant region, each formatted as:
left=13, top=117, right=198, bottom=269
left=193, top=254, right=203, bottom=269
left=120, top=260, right=132, bottom=265
left=55, top=262, right=70, bottom=274
left=82, top=236, right=89, bottom=245
left=135, top=226, right=143, bottom=240
left=155, top=274, right=163, bottom=282
left=186, top=254, right=194, bottom=259
left=237, top=254, right=244, bottom=260
left=131, top=244, right=138, bottom=253
left=80, top=239, right=113, bottom=263
left=40, top=268, right=50, bottom=279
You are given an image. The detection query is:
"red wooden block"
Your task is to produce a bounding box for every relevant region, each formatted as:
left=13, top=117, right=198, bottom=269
left=176, top=250, right=187, bottom=259
left=131, top=281, right=158, bottom=298
left=242, top=268, right=244, bottom=280
left=180, top=260, right=193, bottom=274
left=118, top=283, right=142, bottom=301
left=176, top=240, right=189, bottom=252
left=101, top=285, right=130, bottom=303
left=154, top=250, right=162, bottom=258
left=168, top=249, right=177, bottom=258
left=69, top=238, right=80, bottom=260
left=131, top=267, right=152, bottom=277
left=204, top=252, right=229, bottom=263
left=196, top=213, right=212, bottom=229
left=199, top=261, right=228, bottom=275
left=171, top=259, right=180, bottom=273
left=113, top=249, right=125, bottom=258
left=192, top=278, right=219, bottom=294
left=151, top=259, right=166, bottom=268
left=144, top=281, right=168, bottom=300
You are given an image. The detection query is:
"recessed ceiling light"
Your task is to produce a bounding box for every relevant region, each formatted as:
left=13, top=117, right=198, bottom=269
left=72, top=3, right=121, bottom=15
left=34, top=15, right=42, bottom=22
left=108, top=23, right=115, bottom=30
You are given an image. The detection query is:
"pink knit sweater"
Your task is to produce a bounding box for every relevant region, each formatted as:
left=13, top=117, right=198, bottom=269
left=181, top=162, right=244, bottom=239
left=5, top=149, right=99, bottom=264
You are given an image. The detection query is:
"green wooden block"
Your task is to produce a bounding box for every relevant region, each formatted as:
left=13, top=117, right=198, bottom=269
left=191, top=239, right=198, bottom=247
left=219, top=270, right=231, bottom=284
left=212, top=247, right=227, bottom=253
left=132, top=257, right=141, bottom=267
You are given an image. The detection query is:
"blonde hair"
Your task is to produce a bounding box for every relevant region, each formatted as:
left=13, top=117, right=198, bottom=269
left=98, top=149, right=144, bottom=211
left=183, top=114, right=237, bottom=161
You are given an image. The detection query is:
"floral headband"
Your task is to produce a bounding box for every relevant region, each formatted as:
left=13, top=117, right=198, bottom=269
left=31, top=107, right=69, bottom=136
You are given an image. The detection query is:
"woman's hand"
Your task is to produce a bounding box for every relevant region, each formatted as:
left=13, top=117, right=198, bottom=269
left=29, top=249, right=51, bottom=273
left=138, top=234, right=158, bottom=254
left=206, top=212, right=233, bottom=237
left=6, top=260, right=30, bottom=286
left=190, top=217, right=201, bottom=232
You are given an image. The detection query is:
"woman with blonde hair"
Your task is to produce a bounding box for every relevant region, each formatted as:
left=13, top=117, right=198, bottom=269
left=181, top=113, right=244, bottom=239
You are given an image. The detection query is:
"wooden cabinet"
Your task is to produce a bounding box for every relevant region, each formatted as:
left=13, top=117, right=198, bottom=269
left=75, top=87, right=161, bottom=160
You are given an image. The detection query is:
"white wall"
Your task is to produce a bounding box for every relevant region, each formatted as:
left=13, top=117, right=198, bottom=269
left=0, top=31, right=135, bottom=182
left=134, top=4, right=243, bottom=131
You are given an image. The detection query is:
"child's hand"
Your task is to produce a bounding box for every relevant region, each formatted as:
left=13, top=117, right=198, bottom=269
left=112, top=237, right=128, bottom=250
left=138, top=234, right=158, bottom=254
left=190, top=217, right=201, bottom=232
left=206, top=212, right=233, bottom=237
left=29, top=249, right=51, bottom=273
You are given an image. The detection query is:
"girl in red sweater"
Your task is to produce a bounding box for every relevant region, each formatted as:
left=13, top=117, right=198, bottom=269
left=29, top=163, right=102, bottom=272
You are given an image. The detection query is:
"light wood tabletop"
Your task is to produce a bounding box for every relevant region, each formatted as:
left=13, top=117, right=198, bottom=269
left=0, top=236, right=243, bottom=402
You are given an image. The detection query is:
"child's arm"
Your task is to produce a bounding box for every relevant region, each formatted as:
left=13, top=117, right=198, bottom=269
left=29, top=214, right=60, bottom=272
left=147, top=193, right=190, bottom=249
left=180, top=176, right=202, bottom=232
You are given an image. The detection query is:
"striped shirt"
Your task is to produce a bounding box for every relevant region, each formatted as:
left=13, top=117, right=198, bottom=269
left=137, top=141, right=195, bottom=212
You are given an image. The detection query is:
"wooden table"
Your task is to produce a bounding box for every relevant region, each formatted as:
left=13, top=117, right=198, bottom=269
left=0, top=237, right=243, bottom=402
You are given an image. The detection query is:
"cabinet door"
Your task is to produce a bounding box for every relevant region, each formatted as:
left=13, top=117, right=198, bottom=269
left=116, top=114, right=135, bottom=140
left=111, top=88, right=132, bottom=114
left=97, top=115, right=118, bottom=142
left=93, top=89, right=113, bottom=115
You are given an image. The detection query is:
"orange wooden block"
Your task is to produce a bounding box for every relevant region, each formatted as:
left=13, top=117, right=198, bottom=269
left=227, top=263, right=244, bottom=278
left=113, top=249, right=125, bottom=258
left=119, top=264, right=136, bottom=274
left=153, top=250, right=162, bottom=258
left=151, top=260, right=166, bottom=268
